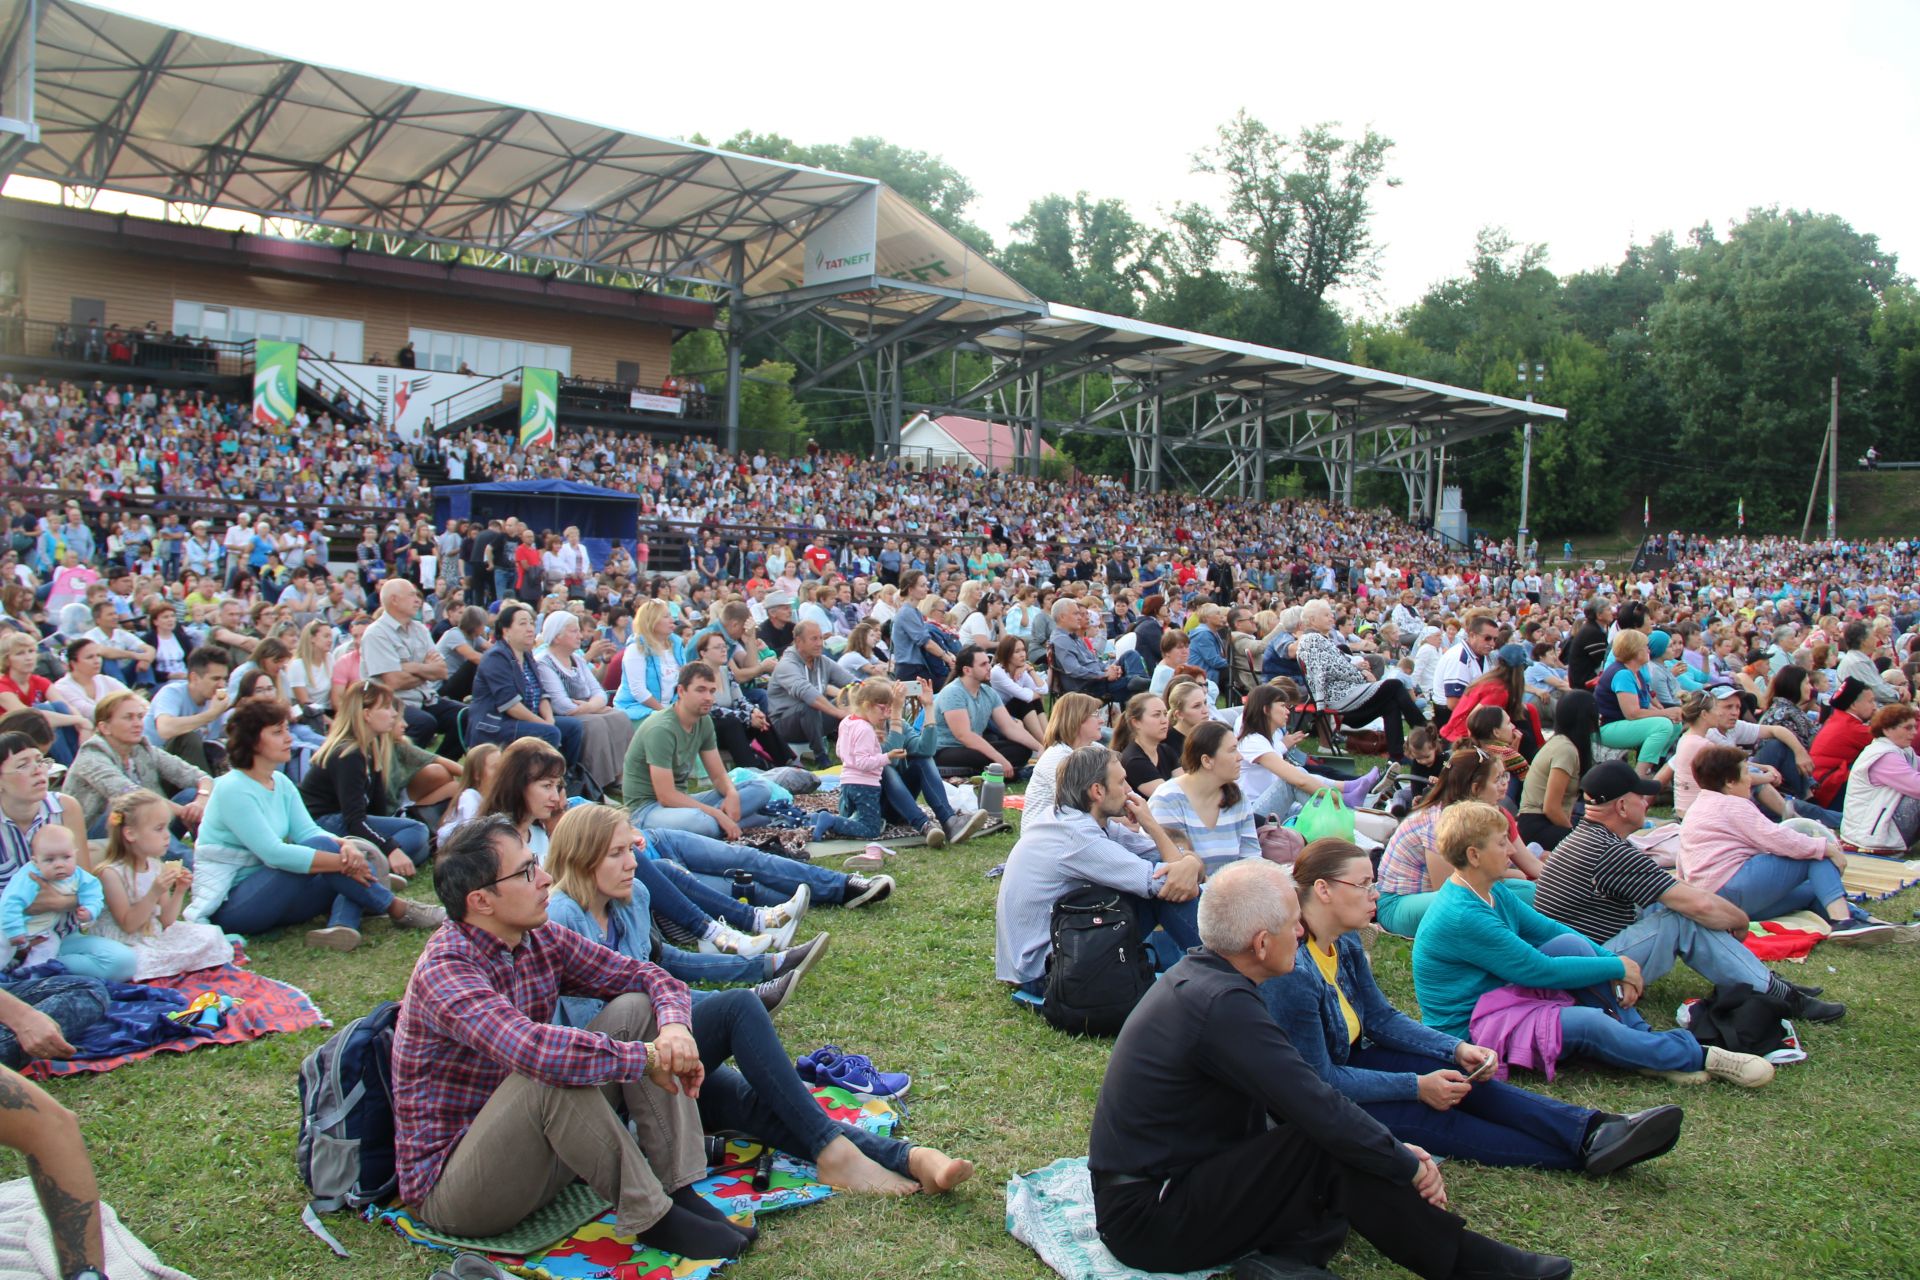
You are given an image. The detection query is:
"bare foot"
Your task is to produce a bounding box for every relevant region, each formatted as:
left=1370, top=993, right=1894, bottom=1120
left=815, top=1135, right=919, bottom=1195
left=908, top=1146, right=975, bottom=1193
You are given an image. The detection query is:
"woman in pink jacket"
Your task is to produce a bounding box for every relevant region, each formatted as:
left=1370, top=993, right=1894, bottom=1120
left=1679, top=745, right=1899, bottom=944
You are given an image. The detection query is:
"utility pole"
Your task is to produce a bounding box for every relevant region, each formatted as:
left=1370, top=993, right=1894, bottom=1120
left=1516, top=361, right=1545, bottom=564
left=1827, top=375, right=1839, bottom=541
left=1801, top=415, right=1829, bottom=543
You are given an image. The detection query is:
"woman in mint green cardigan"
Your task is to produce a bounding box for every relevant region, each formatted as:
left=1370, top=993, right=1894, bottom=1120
left=1412, top=801, right=1772, bottom=1087
left=187, top=699, right=444, bottom=952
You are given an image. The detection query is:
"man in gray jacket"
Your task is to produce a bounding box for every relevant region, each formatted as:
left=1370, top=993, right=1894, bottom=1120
left=767, top=621, right=855, bottom=764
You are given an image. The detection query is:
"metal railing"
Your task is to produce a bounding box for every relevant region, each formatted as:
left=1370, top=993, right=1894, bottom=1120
left=0, top=317, right=252, bottom=377
left=429, top=367, right=522, bottom=433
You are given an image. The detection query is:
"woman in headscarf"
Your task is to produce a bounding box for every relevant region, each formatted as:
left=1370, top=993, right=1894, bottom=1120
left=534, top=609, right=633, bottom=791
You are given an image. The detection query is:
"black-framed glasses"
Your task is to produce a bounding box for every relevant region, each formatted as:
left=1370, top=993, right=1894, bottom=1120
left=1327, top=876, right=1379, bottom=895
left=484, top=858, right=539, bottom=890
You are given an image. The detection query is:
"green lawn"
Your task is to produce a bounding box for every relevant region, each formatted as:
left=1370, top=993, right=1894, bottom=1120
left=4, top=818, right=1919, bottom=1280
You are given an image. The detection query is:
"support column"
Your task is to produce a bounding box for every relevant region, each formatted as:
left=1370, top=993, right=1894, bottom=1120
left=723, top=246, right=743, bottom=455
left=1027, top=368, right=1044, bottom=477
left=1253, top=411, right=1267, bottom=501
left=1148, top=393, right=1163, bottom=494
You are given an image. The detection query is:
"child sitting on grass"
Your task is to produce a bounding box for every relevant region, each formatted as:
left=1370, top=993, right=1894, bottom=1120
left=436, top=742, right=501, bottom=845
left=1, top=825, right=101, bottom=969
left=88, top=790, right=232, bottom=979
left=810, top=680, right=943, bottom=845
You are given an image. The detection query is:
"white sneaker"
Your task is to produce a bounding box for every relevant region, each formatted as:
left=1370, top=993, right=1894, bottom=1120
left=699, top=926, right=773, bottom=957
left=756, top=885, right=809, bottom=950
left=1702, top=1046, right=1775, bottom=1088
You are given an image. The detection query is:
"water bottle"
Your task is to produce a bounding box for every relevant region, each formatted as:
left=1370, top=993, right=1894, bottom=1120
left=980, top=764, right=1006, bottom=817
left=730, top=869, right=755, bottom=903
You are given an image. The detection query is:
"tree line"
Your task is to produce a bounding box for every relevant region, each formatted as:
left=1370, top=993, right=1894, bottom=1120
left=686, top=120, right=1918, bottom=537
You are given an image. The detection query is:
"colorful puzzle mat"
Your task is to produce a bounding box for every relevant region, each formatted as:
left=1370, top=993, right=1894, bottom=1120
left=369, top=1087, right=901, bottom=1280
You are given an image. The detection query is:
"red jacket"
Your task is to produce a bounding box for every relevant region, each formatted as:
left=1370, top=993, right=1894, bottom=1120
left=1440, top=680, right=1544, bottom=750
left=1809, top=710, right=1873, bottom=808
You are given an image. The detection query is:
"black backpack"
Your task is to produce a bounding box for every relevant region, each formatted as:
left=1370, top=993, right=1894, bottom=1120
left=1041, top=884, right=1154, bottom=1036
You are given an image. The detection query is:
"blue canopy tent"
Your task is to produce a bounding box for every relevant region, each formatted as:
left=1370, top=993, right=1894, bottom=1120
left=432, top=479, right=640, bottom=568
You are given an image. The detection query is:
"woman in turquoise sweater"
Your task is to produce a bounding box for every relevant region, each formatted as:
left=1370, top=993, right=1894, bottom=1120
left=1412, top=800, right=1773, bottom=1087
left=186, top=699, right=445, bottom=952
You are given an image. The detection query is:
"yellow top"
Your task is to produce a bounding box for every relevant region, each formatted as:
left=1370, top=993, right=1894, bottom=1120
left=1310, top=937, right=1360, bottom=1045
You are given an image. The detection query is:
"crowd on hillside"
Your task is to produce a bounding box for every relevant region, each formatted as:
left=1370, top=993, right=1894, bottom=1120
left=3, top=366, right=1920, bottom=1278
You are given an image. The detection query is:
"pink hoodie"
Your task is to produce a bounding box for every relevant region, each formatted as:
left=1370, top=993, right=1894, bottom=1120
left=835, top=714, right=889, bottom=789
left=1678, top=787, right=1830, bottom=896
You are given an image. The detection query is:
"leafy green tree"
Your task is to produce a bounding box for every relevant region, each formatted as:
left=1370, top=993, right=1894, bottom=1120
left=717, top=130, right=994, bottom=252
left=999, top=193, right=1164, bottom=317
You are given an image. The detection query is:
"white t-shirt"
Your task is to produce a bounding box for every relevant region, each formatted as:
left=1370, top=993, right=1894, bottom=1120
left=1236, top=732, right=1293, bottom=806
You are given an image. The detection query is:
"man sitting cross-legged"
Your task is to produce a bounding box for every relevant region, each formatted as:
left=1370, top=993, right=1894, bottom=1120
left=392, top=816, right=753, bottom=1261
left=1530, top=761, right=1844, bottom=1024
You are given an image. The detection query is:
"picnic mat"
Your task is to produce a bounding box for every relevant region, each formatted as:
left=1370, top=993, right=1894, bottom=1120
left=793, top=790, right=1009, bottom=854
left=1839, top=854, right=1920, bottom=902
left=24, top=961, right=326, bottom=1079
left=1007, top=1157, right=1227, bottom=1280
left=369, top=1087, right=901, bottom=1280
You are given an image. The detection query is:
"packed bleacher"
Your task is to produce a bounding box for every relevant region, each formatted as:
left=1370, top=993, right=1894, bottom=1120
left=6, top=361, right=1920, bottom=1279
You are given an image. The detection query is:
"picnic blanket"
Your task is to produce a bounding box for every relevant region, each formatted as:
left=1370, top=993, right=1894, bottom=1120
left=1742, top=909, right=1832, bottom=962
left=1007, top=1157, right=1227, bottom=1280
left=1839, top=853, right=1920, bottom=902
left=370, top=1087, right=900, bottom=1280
left=0, top=1177, right=196, bottom=1279
left=792, top=790, right=1009, bottom=854
left=24, top=961, right=326, bottom=1079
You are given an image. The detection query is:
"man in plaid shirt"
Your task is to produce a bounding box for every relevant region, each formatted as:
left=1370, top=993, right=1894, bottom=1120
left=391, top=816, right=753, bottom=1261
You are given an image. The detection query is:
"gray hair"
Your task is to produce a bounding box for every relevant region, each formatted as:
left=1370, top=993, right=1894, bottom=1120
left=1300, top=599, right=1334, bottom=627
left=1055, top=745, right=1116, bottom=815
left=1050, top=597, right=1078, bottom=623
left=1197, top=860, right=1298, bottom=955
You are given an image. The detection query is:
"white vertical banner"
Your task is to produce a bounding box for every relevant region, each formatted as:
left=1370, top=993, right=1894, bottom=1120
left=803, top=187, right=879, bottom=288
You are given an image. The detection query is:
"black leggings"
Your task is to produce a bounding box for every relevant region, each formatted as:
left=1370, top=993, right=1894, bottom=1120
left=1338, top=682, right=1428, bottom=761
left=712, top=713, right=795, bottom=768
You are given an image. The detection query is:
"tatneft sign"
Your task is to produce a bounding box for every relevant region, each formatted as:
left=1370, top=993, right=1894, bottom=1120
left=803, top=187, right=880, bottom=288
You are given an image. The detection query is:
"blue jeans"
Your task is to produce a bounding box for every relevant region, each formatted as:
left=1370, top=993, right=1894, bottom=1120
left=1353, top=1046, right=1593, bottom=1170
left=475, top=715, right=586, bottom=768
left=44, top=699, right=79, bottom=766
left=812, top=783, right=885, bottom=840
left=631, top=780, right=774, bottom=839
left=1537, top=934, right=1704, bottom=1073
left=493, top=568, right=515, bottom=602
left=1718, top=853, right=1857, bottom=921
left=691, top=988, right=911, bottom=1174
left=634, top=856, right=757, bottom=934
left=643, top=826, right=849, bottom=905
left=209, top=835, right=395, bottom=934
left=0, top=973, right=108, bottom=1070
left=1603, top=902, right=1771, bottom=993
left=87, top=786, right=198, bottom=864
left=315, top=812, right=431, bottom=866
left=889, top=755, right=953, bottom=825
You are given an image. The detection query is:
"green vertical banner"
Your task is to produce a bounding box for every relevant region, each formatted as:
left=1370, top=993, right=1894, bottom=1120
left=252, top=339, right=298, bottom=427
left=519, top=367, right=558, bottom=449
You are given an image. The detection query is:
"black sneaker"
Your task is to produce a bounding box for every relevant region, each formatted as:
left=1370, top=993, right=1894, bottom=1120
left=769, top=932, right=830, bottom=981
left=1450, top=1232, right=1573, bottom=1280
left=1784, top=986, right=1847, bottom=1024
left=843, top=874, right=895, bottom=908
left=1581, top=1104, right=1684, bottom=1177
left=755, top=969, right=801, bottom=1015
left=1233, top=1253, right=1342, bottom=1280
left=1828, top=917, right=1897, bottom=946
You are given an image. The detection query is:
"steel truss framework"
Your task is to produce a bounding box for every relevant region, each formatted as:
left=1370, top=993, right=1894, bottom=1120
left=743, top=286, right=1565, bottom=519
left=2, top=0, right=1565, bottom=517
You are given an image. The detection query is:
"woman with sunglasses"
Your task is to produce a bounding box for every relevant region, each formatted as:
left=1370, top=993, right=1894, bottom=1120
left=1261, top=838, right=1682, bottom=1175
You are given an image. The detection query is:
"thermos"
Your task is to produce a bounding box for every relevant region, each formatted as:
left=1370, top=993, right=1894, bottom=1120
left=981, top=765, right=1006, bottom=817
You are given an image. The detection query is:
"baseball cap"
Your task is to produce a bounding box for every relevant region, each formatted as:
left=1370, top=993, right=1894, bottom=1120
left=1580, top=760, right=1662, bottom=805
left=1494, top=643, right=1530, bottom=669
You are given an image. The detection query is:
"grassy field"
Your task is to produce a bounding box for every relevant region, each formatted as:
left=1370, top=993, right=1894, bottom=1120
left=3, top=813, right=1919, bottom=1280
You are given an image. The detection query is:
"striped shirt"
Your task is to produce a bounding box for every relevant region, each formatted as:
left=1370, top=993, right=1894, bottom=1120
left=1530, top=820, right=1676, bottom=945
left=391, top=919, right=692, bottom=1206
left=1146, top=782, right=1260, bottom=870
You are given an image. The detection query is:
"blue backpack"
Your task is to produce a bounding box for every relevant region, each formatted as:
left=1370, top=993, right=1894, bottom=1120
left=296, top=1000, right=401, bottom=1255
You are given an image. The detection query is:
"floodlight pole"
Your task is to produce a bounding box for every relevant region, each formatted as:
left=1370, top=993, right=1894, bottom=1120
left=1516, top=362, right=1544, bottom=565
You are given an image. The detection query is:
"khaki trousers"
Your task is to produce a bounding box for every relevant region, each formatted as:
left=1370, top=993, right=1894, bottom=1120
left=417, top=992, right=706, bottom=1238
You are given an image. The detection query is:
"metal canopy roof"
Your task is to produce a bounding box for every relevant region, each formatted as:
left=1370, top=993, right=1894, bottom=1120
left=11, top=0, right=995, bottom=290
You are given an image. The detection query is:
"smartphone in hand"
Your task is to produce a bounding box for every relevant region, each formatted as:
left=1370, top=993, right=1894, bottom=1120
left=1464, top=1056, right=1496, bottom=1083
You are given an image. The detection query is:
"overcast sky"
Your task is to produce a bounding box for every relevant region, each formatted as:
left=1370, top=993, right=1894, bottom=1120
left=77, top=0, right=1920, bottom=315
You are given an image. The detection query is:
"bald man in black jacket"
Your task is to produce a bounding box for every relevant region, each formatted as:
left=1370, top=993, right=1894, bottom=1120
left=1089, top=860, right=1572, bottom=1280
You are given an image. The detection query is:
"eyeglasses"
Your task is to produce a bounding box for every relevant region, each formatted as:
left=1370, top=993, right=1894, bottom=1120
left=484, top=859, right=539, bottom=890
left=4, top=755, right=51, bottom=776
left=1327, top=877, right=1379, bottom=895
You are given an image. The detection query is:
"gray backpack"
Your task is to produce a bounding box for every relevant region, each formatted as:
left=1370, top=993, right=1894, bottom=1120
left=295, top=1001, right=400, bottom=1255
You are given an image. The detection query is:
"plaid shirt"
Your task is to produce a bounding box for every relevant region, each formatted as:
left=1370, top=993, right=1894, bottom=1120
left=392, top=919, right=692, bottom=1205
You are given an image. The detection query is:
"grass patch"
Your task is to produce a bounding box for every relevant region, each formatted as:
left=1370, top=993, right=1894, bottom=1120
left=3, top=820, right=1918, bottom=1279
